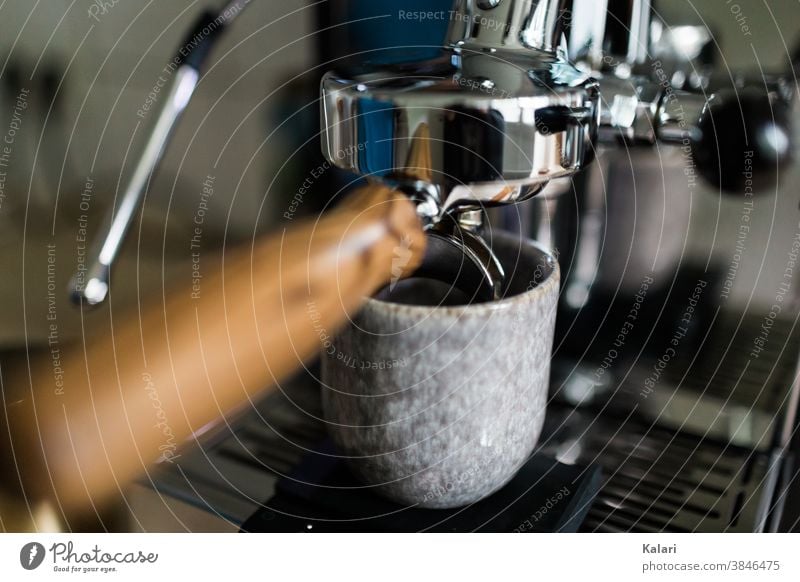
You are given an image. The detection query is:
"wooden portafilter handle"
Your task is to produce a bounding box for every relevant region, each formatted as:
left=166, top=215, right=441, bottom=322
left=1, top=184, right=425, bottom=522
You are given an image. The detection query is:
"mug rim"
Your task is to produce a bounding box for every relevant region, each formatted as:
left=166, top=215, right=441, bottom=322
left=364, top=232, right=560, bottom=318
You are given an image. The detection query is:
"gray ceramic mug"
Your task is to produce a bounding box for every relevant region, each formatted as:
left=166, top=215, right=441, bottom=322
left=320, top=230, right=559, bottom=509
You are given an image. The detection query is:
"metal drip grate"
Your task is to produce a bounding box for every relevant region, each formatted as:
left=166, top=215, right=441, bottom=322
left=145, top=315, right=795, bottom=531
left=537, top=409, right=778, bottom=532
left=544, top=311, right=799, bottom=532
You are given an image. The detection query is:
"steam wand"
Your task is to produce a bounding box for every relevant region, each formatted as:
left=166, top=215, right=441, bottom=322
left=68, top=0, right=254, bottom=307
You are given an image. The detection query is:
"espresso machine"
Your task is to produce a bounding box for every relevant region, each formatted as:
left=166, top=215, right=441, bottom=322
left=100, top=0, right=799, bottom=532
left=310, top=0, right=799, bottom=531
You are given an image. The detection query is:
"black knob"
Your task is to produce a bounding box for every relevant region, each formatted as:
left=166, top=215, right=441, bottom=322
left=692, top=87, right=792, bottom=193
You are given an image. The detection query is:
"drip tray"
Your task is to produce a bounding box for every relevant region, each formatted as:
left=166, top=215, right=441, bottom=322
left=144, top=382, right=784, bottom=532
left=538, top=407, right=782, bottom=532
left=145, top=310, right=793, bottom=533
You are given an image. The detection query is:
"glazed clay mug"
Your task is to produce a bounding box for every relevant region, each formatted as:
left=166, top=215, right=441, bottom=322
left=320, top=231, right=559, bottom=509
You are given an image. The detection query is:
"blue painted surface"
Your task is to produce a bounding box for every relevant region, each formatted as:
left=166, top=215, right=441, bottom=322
left=336, top=0, right=453, bottom=63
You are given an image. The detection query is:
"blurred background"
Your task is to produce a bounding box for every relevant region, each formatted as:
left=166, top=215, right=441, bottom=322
left=1, top=0, right=800, bottom=532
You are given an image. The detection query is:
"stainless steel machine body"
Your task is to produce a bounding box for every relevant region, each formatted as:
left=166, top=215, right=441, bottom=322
left=318, top=0, right=793, bottom=301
